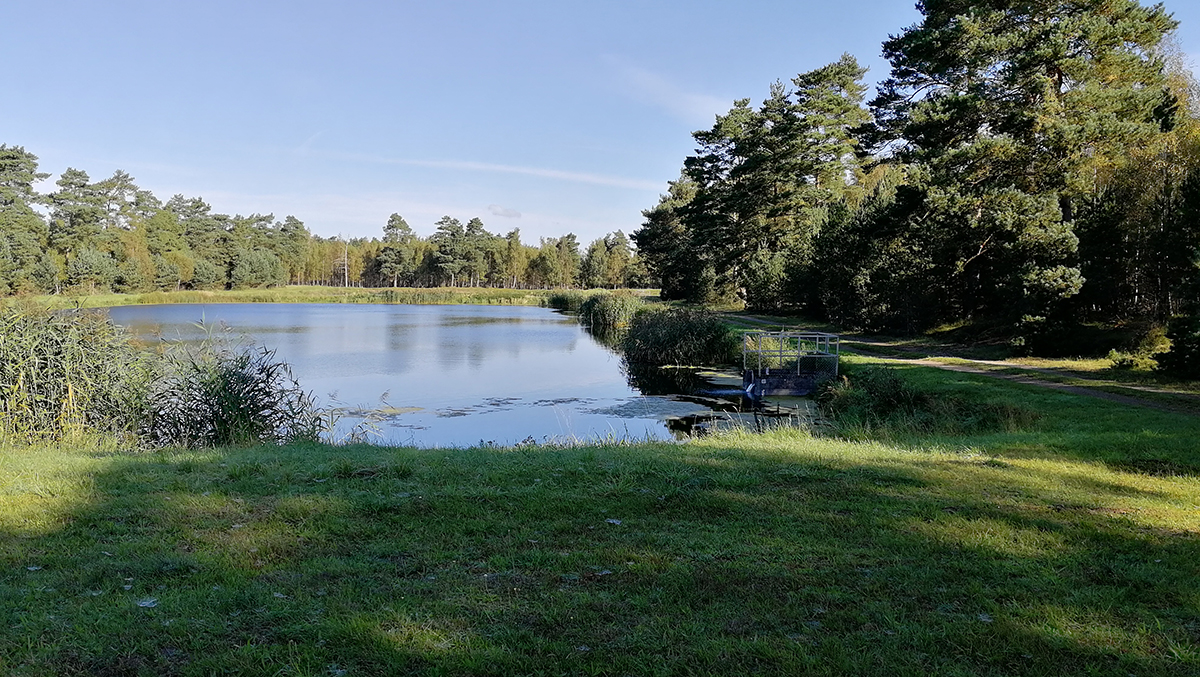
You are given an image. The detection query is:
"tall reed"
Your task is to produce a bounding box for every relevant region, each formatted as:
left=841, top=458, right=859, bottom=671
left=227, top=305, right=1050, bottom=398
left=140, top=330, right=325, bottom=448
left=1, top=306, right=327, bottom=447
left=578, top=292, right=644, bottom=331
left=0, top=305, right=150, bottom=442
left=620, top=308, right=740, bottom=367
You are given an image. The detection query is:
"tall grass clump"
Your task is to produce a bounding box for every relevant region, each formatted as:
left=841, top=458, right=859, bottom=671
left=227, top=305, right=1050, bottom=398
left=578, top=292, right=644, bottom=331
left=817, top=365, right=1039, bottom=437
left=621, top=307, right=740, bottom=366
left=544, top=290, right=597, bottom=312
left=0, top=305, right=150, bottom=442
left=1, top=305, right=326, bottom=447
left=140, top=331, right=325, bottom=448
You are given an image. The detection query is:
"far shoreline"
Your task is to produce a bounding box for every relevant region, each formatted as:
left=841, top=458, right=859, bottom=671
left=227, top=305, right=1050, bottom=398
left=5, top=286, right=661, bottom=310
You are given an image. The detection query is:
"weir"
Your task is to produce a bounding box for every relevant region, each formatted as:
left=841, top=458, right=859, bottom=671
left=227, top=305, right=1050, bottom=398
left=741, top=330, right=840, bottom=397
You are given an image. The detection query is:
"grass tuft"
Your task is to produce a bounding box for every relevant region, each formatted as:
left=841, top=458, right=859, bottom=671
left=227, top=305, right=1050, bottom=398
left=818, top=364, right=1041, bottom=438
left=621, top=307, right=740, bottom=367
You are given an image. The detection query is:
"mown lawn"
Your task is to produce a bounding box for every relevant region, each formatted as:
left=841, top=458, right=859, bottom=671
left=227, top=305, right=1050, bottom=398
left=2, top=366, right=1199, bottom=676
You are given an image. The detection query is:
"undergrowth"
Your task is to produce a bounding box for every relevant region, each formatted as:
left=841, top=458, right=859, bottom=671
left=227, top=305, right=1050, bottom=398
left=621, top=307, right=740, bottom=367
left=818, top=365, right=1040, bottom=437
left=578, top=292, right=644, bottom=331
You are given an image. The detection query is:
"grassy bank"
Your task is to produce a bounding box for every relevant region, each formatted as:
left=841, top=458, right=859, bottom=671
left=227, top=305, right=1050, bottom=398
left=11, top=286, right=585, bottom=309
left=3, top=362, right=1199, bottom=675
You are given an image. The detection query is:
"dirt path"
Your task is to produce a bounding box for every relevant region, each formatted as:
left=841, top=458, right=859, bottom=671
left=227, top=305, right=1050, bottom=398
left=722, top=313, right=1200, bottom=416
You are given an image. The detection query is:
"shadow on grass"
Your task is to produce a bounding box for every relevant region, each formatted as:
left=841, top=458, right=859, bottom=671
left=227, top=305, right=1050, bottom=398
left=1, top=438, right=1198, bottom=676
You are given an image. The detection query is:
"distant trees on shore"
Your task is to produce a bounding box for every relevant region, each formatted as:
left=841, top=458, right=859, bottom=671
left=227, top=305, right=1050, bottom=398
left=0, top=148, right=649, bottom=295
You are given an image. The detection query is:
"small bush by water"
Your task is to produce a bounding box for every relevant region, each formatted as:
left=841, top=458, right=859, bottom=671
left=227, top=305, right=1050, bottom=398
left=578, top=292, right=644, bottom=331
left=818, top=365, right=1039, bottom=437
left=0, top=306, right=325, bottom=447
left=621, top=307, right=740, bottom=367
left=141, top=333, right=325, bottom=448
left=544, top=289, right=599, bottom=312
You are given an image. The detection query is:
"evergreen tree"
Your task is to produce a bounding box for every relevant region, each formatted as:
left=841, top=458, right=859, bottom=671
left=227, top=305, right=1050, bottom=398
left=431, top=216, right=467, bottom=286
left=0, top=146, right=50, bottom=292
left=867, top=0, right=1178, bottom=328
left=49, top=168, right=105, bottom=257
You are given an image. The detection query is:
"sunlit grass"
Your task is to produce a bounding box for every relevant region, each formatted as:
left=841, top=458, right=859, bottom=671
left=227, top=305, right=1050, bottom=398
left=3, top=366, right=1200, bottom=676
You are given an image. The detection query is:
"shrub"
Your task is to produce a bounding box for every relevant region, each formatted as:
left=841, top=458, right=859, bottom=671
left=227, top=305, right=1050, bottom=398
left=544, top=290, right=595, bottom=312
left=817, top=366, right=1039, bottom=436
left=578, top=293, right=643, bottom=331
left=141, top=331, right=325, bottom=448
left=621, top=308, right=740, bottom=367
left=0, top=306, right=150, bottom=442
left=1157, top=315, right=1200, bottom=379
left=1107, top=349, right=1158, bottom=371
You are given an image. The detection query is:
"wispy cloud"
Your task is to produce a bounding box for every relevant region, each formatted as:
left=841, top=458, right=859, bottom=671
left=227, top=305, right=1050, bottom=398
left=488, top=204, right=521, bottom=218
left=605, top=56, right=729, bottom=126
left=190, top=189, right=631, bottom=244
left=293, top=132, right=323, bottom=156
left=330, top=152, right=660, bottom=191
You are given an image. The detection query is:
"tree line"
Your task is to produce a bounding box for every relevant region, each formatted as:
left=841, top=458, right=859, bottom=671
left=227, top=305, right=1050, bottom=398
left=633, top=0, right=1200, bottom=351
left=0, top=153, right=649, bottom=295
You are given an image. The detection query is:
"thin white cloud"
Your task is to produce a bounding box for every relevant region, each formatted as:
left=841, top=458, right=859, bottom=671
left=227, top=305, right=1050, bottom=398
left=293, top=132, right=323, bottom=156
left=190, top=190, right=634, bottom=244
left=488, top=204, right=521, bottom=218
left=605, top=56, right=729, bottom=127
left=330, top=152, right=660, bottom=191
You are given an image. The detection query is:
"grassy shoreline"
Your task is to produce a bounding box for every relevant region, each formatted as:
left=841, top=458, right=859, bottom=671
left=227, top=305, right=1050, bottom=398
left=3, top=361, right=1199, bottom=675
left=6, top=287, right=663, bottom=310
left=12, top=286, right=556, bottom=309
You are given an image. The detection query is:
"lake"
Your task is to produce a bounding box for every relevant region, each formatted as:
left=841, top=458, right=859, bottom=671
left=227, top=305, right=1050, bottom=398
left=106, top=303, right=738, bottom=447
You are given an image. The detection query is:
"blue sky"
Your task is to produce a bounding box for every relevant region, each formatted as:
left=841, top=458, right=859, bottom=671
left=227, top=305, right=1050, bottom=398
left=4, top=0, right=1199, bottom=246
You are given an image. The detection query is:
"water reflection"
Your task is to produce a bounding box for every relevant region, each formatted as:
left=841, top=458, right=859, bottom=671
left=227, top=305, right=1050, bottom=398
left=107, top=303, right=742, bottom=447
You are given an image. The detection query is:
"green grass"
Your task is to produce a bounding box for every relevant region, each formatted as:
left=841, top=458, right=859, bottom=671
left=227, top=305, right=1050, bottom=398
left=10, top=286, right=569, bottom=309
left=3, top=361, right=1200, bottom=675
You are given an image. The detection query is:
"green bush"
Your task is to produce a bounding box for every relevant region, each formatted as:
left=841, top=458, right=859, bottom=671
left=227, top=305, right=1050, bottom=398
left=544, top=290, right=595, bottom=312
left=141, top=332, right=325, bottom=448
left=621, top=308, right=739, bottom=367
left=578, top=292, right=643, bottom=331
left=1157, top=315, right=1200, bottom=379
left=817, top=366, right=1039, bottom=436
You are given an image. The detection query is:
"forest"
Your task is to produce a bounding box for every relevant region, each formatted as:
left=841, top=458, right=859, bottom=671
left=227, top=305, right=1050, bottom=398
left=632, top=0, right=1200, bottom=362
left=0, top=153, right=648, bottom=296
left=4, top=0, right=1200, bottom=365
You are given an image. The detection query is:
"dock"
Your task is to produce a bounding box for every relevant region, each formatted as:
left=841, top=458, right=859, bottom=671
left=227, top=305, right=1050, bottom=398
left=741, top=330, right=840, bottom=398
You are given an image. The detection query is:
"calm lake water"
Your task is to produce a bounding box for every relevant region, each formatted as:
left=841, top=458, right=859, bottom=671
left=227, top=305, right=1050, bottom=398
left=107, top=303, right=730, bottom=447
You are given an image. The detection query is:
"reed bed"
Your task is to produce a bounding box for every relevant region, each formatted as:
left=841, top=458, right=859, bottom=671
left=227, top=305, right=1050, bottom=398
left=15, top=286, right=557, bottom=309
left=577, top=292, right=644, bottom=331
left=0, top=306, right=150, bottom=443
left=0, top=306, right=325, bottom=447
left=620, top=307, right=741, bottom=367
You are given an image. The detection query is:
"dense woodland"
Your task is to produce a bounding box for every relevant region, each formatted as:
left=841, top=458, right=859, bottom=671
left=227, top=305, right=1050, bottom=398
left=4, top=0, right=1200, bottom=358
left=633, top=0, right=1200, bottom=352
left=0, top=154, right=648, bottom=295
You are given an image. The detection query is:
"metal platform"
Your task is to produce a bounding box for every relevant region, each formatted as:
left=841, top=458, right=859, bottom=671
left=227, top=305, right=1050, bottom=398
left=741, top=330, right=840, bottom=398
